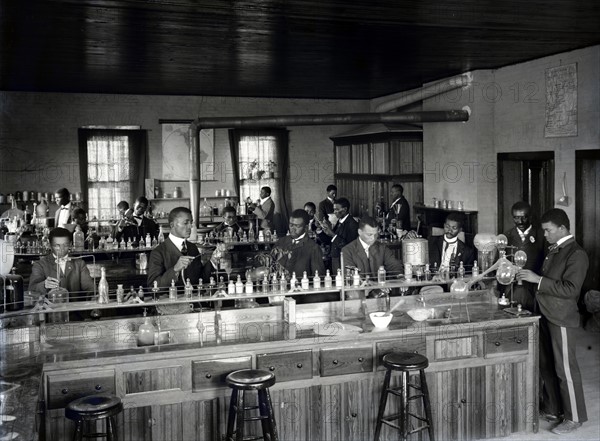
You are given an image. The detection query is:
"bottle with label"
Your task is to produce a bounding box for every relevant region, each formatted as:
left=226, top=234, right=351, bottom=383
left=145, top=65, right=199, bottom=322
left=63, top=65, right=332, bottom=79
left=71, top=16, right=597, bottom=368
left=152, top=281, right=160, bottom=301
left=301, top=271, right=309, bottom=290
left=377, top=265, right=386, bottom=284
left=280, top=273, right=287, bottom=292
left=335, top=269, right=343, bottom=288
left=424, top=263, right=431, bottom=281
left=264, top=229, right=272, bottom=242
left=262, top=274, right=270, bottom=293
left=353, top=268, right=361, bottom=286
left=185, top=278, right=193, bottom=298
left=139, top=235, right=146, bottom=249
left=228, top=278, right=236, bottom=295
left=97, top=267, right=109, bottom=304
left=157, top=226, right=165, bottom=244
left=313, top=270, right=321, bottom=289
left=116, top=284, right=124, bottom=304
left=145, top=233, right=152, bottom=248
left=137, top=308, right=156, bottom=346
left=73, top=225, right=85, bottom=251
left=472, top=260, right=479, bottom=277
left=245, top=276, right=253, bottom=294
left=271, top=274, right=278, bottom=292
left=169, top=280, right=177, bottom=301
left=290, top=272, right=298, bottom=289
left=324, top=270, right=333, bottom=288
left=458, top=261, right=465, bottom=279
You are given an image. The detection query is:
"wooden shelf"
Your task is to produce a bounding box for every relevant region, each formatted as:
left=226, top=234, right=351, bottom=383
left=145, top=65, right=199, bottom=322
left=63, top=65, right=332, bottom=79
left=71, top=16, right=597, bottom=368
left=149, top=198, right=190, bottom=201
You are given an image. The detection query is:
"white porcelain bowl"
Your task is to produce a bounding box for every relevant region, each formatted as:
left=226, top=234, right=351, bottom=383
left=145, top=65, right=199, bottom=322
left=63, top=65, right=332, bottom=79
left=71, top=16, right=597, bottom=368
left=369, top=311, right=393, bottom=328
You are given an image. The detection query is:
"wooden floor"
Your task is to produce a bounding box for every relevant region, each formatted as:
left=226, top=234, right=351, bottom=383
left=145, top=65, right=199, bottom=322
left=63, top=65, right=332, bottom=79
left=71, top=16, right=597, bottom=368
left=488, top=326, right=600, bottom=441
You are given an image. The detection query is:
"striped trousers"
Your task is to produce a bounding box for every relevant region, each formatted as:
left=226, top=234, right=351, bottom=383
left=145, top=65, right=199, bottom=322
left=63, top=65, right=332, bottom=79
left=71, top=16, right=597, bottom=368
left=539, top=316, right=587, bottom=422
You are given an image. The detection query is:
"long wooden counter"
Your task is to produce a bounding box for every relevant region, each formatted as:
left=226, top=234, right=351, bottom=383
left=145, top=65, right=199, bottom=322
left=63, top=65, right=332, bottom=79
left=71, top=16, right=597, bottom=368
left=18, top=290, right=540, bottom=441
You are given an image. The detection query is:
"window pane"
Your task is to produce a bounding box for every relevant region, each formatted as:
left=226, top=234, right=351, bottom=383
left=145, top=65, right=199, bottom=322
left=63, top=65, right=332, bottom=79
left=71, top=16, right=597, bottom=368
left=238, top=135, right=278, bottom=203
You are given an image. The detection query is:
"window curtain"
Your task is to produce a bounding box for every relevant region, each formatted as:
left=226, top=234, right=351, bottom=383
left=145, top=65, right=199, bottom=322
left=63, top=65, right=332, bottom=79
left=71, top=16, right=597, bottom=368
left=228, top=128, right=290, bottom=234
left=78, top=129, right=147, bottom=219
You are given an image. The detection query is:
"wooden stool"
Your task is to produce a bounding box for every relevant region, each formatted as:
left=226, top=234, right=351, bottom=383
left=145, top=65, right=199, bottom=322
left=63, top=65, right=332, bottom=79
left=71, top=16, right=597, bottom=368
left=374, top=352, right=434, bottom=441
left=65, top=394, right=123, bottom=441
left=225, top=369, right=278, bottom=441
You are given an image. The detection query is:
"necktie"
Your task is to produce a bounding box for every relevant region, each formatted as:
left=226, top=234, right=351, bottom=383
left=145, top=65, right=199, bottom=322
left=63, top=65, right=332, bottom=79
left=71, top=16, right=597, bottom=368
left=181, top=241, right=188, bottom=255
left=443, top=240, right=449, bottom=255
left=548, top=243, right=559, bottom=253
left=292, top=239, right=300, bottom=245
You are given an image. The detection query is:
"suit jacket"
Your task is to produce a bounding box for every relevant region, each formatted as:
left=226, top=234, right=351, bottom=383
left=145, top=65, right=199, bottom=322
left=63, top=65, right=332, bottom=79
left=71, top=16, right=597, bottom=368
left=29, top=254, right=95, bottom=300
left=428, top=235, right=475, bottom=268
left=54, top=205, right=72, bottom=228
left=330, top=216, right=359, bottom=258
left=147, top=239, right=215, bottom=288
left=317, top=198, right=334, bottom=221
left=275, top=235, right=325, bottom=277
left=387, top=196, right=411, bottom=230
left=342, top=239, right=403, bottom=276
left=504, top=225, right=546, bottom=272
left=253, top=197, right=275, bottom=229
left=537, top=237, right=589, bottom=327
left=213, top=222, right=242, bottom=236
left=118, top=217, right=159, bottom=244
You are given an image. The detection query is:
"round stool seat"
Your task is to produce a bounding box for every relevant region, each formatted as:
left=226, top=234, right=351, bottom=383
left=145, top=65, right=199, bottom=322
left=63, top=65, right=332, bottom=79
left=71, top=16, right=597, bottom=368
left=383, top=352, right=429, bottom=371
left=65, top=394, right=123, bottom=421
left=226, top=369, right=275, bottom=389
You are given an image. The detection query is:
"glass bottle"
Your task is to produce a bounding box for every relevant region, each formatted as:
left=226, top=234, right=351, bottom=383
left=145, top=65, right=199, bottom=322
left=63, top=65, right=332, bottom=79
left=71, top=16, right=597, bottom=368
left=472, top=260, right=479, bottom=277
left=248, top=222, right=255, bottom=242
left=280, top=273, right=287, bottom=292
left=378, top=266, right=386, bottom=284
left=97, top=267, right=109, bottom=304
left=228, top=278, right=236, bottom=295
left=152, top=281, right=160, bottom=301
left=116, top=284, right=124, bottom=304
left=313, top=271, right=321, bottom=289
left=353, top=268, right=361, bottom=286
left=262, top=274, right=269, bottom=293
left=245, top=276, right=253, bottom=294
left=145, top=233, right=152, bottom=248
left=139, top=235, right=146, bottom=248
left=185, top=278, right=193, bottom=299
left=73, top=225, right=85, bottom=251
left=458, top=261, right=465, bottom=279
left=169, top=279, right=177, bottom=301
left=424, top=263, right=431, bottom=281
left=301, top=271, right=309, bottom=290
left=324, top=270, right=333, bottom=288
left=335, top=269, right=343, bottom=288
left=157, top=226, right=165, bottom=244
left=290, top=272, right=298, bottom=289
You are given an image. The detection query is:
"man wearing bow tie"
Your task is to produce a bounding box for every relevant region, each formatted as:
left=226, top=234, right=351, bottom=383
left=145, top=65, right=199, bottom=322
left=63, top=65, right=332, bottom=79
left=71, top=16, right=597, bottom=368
left=116, top=196, right=158, bottom=245
left=319, top=197, right=360, bottom=273
left=148, top=207, right=219, bottom=288
left=428, top=212, right=475, bottom=270
left=504, top=201, right=546, bottom=311
left=272, top=209, right=325, bottom=278
left=29, top=227, right=95, bottom=299
left=54, top=188, right=72, bottom=228
left=518, top=208, right=588, bottom=435
left=377, top=184, right=411, bottom=230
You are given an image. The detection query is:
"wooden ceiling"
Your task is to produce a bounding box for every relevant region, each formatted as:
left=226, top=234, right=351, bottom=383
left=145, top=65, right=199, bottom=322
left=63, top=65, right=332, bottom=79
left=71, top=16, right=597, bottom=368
left=1, top=0, right=599, bottom=100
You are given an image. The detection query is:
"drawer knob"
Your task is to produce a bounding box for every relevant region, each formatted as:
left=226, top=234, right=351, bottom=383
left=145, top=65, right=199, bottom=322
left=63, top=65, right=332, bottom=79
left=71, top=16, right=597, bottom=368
left=205, top=373, right=212, bottom=379
left=351, top=412, right=357, bottom=418
left=269, top=366, right=275, bottom=371
left=296, top=363, right=303, bottom=369
left=358, top=357, right=364, bottom=362
left=516, top=339, right=522, bottom=344
left=461, top=398, right=467, bottom=404
left=61, top=388, right=69, bottom=395
left=95, top=385, right=102, bottom=391
left=495, top=341, right=501, bottom=346
left=333, top=360, right=339, bottom=365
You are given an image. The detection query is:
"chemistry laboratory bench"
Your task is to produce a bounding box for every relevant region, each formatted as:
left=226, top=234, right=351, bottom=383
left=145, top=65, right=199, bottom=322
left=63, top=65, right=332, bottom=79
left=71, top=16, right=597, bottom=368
left=0, top=280, right=540, bottom=441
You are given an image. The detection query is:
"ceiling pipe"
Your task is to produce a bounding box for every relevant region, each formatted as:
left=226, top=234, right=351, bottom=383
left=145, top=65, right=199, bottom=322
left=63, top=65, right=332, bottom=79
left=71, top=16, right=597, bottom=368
left=187, top=109, right=469, bottom=223
left=374, top=72, right=473, bottom=113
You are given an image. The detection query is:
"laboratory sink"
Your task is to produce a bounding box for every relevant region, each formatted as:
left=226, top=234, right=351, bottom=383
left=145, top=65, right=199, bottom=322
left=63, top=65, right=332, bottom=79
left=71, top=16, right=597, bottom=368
left=136, top=330, right=173, bottom=347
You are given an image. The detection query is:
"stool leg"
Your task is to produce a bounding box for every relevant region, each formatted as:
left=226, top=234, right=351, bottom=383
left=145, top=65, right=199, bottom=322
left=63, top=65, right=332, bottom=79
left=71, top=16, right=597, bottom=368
left=226, top=389, right=238, bottom=441
left=374, top=369, right=392, bottom=441
left=235, top=389, right=246, bottom=441
left=400, top=371, right=408, bottom=441
left=263, top=388, right=278, bottom=441
left=107, top=415, right=118, bottom=441
left=72, top=420, right=84, bottom=441
left=420, top=369, right=435, bottom=441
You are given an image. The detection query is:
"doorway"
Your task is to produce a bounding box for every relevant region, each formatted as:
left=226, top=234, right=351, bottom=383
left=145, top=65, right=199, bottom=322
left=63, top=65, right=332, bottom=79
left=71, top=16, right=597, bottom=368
left=576, top=150, right=600, bottom=291
left=497, top=152, right=555, bottom=233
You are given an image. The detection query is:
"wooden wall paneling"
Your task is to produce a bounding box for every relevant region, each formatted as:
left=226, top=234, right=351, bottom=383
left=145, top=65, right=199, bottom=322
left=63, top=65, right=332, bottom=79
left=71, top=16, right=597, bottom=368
left=336, top=145, right=352, bottom=173
left=124, top=366, right=183, bottom=394
left=151, top=403, right=183, bottom=440
left=371, top=142, right=390, bottom=175
left=118, top=405, right=153, bottom=441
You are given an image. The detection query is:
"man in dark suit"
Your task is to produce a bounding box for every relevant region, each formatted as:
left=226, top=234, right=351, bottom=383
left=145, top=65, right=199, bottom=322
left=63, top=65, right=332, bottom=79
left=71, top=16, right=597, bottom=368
left=29, top=227, right=95, bottom=300
left=317, top=184, right=337, bottom=225
left=428, top=212, right=475, bottom=271
left=320, top=197, right=359, bottom=273
left=377, top=184, right=411, bottom=230
left=117, top=196, right=159, bottom=245
left=273, top=209, right=325, bottom=278
left=212, top=206, right=243, bottom=237
left=342, top=216, right=403, bottom=277
left=504, top=201, right=546, bottom=311
left=518, top=208, right=588, bottom=435
left=54, top=187, right=72, bottom=228
left=148, top=207, right=219, bottom=288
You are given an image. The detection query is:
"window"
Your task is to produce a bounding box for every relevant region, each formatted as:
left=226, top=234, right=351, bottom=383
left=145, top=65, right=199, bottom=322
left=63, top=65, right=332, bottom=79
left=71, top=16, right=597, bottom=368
left=78, top=129, right=147, bottom=221
left=238, top=133, right=280, bottom=203
left=86, top=134, right=131, bottom=220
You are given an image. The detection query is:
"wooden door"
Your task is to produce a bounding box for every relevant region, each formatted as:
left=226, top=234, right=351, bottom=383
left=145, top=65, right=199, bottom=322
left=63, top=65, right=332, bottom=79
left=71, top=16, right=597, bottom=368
left=576, top=150, right=600, bottom=291
left=497, top=153, right=554, bottom=233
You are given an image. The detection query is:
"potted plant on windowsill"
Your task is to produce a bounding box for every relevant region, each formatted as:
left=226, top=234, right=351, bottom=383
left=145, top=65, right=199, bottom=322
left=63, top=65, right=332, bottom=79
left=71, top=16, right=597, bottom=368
left=248, top=160, right=259, bottom=180
left=267, top=160, right=276, bottom=179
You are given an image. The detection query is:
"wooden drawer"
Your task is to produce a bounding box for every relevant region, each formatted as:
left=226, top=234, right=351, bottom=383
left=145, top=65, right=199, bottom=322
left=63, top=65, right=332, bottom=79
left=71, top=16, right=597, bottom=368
left=46, top=370, right=115, bottom=410
left=485, top=326, right=529, bottom=357
left=256, top=349, right=312, bottom=382
left=376, top=337, right=426, bottom=370
left=192, top=356, right=252, bottom=391
left=320, top=347, right=373, bottom=377
left=432, top=335, right=481, bottom=361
